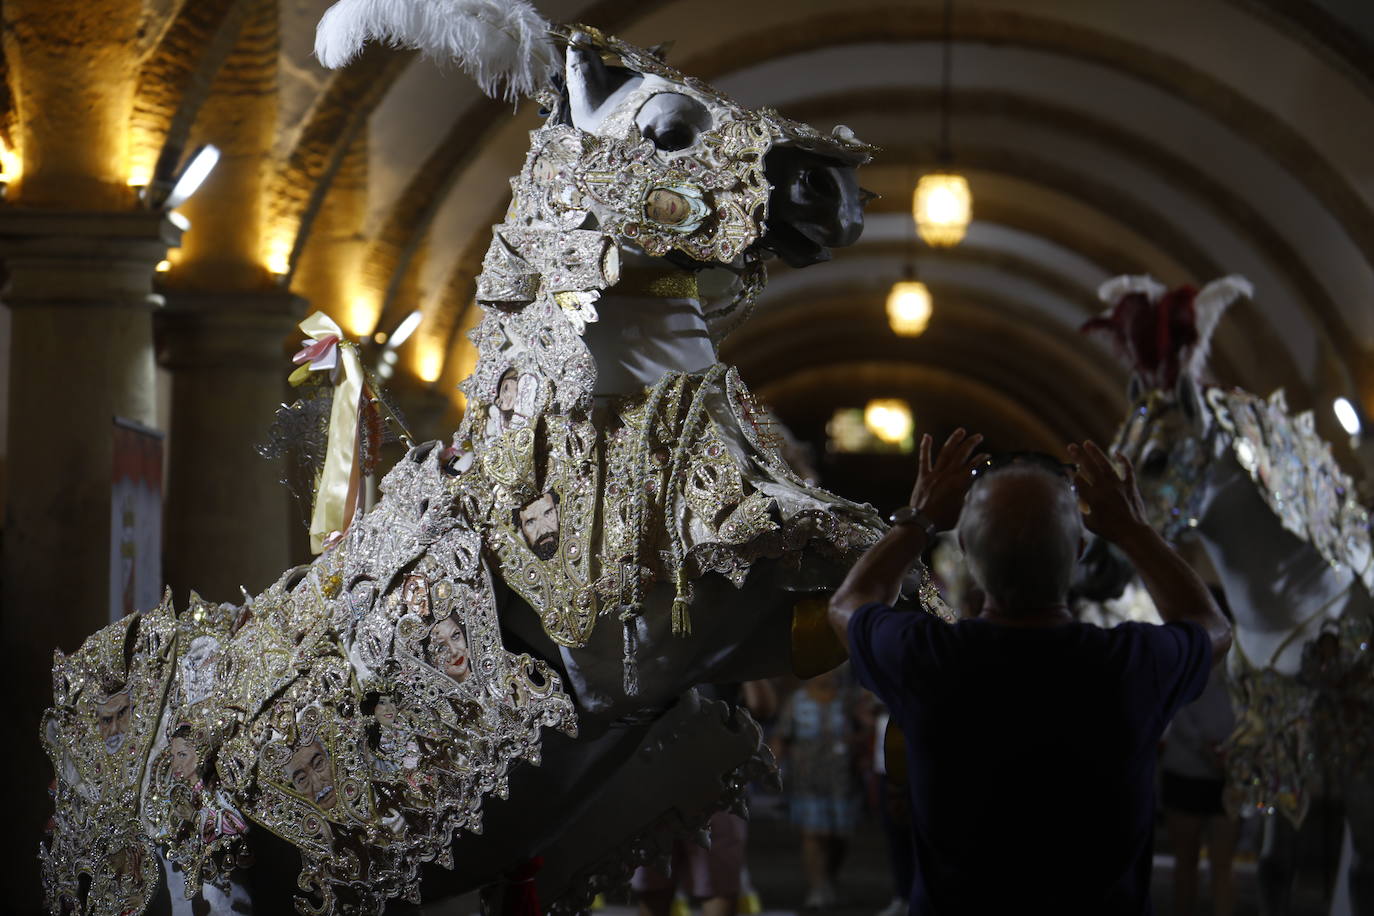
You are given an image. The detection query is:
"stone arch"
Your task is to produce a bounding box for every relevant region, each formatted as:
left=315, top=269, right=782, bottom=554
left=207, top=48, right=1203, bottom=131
left=270, top=44, right=415, bottom=282
left=129, top=0, right=251, bottom=185
left=666, top=6, right=1374, bottom=272
left=788, top=87, right=1349, bottom=388
left=756, top=360, right=1072, bottom=454
left=728, top=284, right=1129, bottom=440
left=856, top=142, right=1317, bottom=398
left=1223, top=0, right=1374, bottom=101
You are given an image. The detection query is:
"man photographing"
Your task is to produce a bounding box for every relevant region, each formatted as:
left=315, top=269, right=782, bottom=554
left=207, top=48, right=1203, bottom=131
left=829, top=430, right=1232, bottom=915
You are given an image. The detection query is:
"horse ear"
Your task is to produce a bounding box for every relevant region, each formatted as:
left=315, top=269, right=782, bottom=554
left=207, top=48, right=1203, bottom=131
left=1186, top=275, right=1251, bottom=381
left=645, top=40, right=674, bottom=61
left=565, top=32, right=639, bottom=128
left=1176, top=372, right=1203, bottom=422
left=1127, top=372, right=1145, bottom=405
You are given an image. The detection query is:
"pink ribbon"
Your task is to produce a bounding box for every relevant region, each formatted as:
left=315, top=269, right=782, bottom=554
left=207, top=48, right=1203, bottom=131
left=292, top=334, right=340, bottom=369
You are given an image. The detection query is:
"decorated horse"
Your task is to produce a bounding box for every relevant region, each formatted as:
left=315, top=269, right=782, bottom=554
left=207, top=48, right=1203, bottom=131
left=37, top=4, right=902, bottom=915
left=1083, top=274, right=1374, bottom=912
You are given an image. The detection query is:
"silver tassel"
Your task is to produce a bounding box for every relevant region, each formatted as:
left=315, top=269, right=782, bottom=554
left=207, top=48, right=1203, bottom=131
left=622, top=617, right=640, bottom=696
left=670, top=576, right=693, bottom=637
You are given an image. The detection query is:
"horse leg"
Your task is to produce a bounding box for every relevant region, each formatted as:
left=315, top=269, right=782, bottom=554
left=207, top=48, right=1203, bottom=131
left=1165, top=809, right=1204, bottom=916
left=146, top=849, right=257, bottom=915
left=414, top=715, right=663, bottom=902
left=1342, top=771, right=1374, bottom=916
left=1207, top=813, right=1241, bottom=916
left=523, top=689, right=767, bottom=908
left=1259, top=814, right=1300, bottom=916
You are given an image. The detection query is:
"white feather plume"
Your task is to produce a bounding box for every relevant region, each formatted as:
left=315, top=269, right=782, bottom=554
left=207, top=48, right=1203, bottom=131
left=1096, top=274, right=1166, bottom=305
left=1187, top=274, right=1252, bottom=378
left=315, top=0, right=556, bottom=102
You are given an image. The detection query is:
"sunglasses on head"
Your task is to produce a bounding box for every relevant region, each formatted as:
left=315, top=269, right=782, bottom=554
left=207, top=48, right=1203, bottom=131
left=971, top=450, right=1079, bottom=482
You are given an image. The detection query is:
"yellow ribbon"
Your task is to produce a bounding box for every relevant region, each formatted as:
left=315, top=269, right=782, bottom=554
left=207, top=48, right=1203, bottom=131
left=297, top=312, right=364, bottom=553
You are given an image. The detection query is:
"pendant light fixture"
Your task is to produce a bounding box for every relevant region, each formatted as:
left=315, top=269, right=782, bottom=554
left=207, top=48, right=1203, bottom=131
left=864, top=399, right=915, bottom=445
left=914, top=0, right=971, bottom=247
left=889, top=166, right=934, bottom=337
left=887, top=275, right=933, bottom=336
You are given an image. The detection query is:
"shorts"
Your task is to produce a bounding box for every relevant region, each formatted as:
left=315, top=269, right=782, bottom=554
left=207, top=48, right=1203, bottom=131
left=632, top=812, right=747, bottom=898
left=1161, top=770, right=1225, bottom=817
left=788, top=794, right=859, bottom=834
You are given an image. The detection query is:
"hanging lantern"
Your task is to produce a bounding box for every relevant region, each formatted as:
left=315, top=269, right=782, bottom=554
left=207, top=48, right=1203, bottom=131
left=913, top=172, right=971, bottom=247
left=887, top=279, right=933, bottom=337
left=864, top=399, right=914, bottom=445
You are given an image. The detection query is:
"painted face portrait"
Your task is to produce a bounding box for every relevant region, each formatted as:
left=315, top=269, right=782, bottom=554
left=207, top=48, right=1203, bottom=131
left=645, top=187, right=701, bottom=226
left=96, top=691, right=131, bottom=755
left=169, top=734, right=198, bottom=783
left=108, top=844, right=146, bottom=885
left=285, top=739, right=338, bottom=810
left=428, top=615, right=471, bottom=683
left=374, top=694, right=399, bottom=729
left=496, top=370, right=520, bottom=414
left=180, top=635, right=219, bottom=706
left=401, top=574, right=430, bottom=619
left=486, top=369, right=537, bottom=440
left=517, top=492, right=560, bottom=561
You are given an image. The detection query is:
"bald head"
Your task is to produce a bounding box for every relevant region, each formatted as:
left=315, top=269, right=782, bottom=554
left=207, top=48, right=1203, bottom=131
left=956, top=465, right=1084, bottom=614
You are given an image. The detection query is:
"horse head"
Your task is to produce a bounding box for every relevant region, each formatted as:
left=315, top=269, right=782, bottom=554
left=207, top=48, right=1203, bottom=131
left=1083, top=274, right=1251, bottom=539
left=557, top=27, right=872, bottom=271
left=1110, top=370, right=1217, bottom=539
left=1072, top=275, right=1251, bottom=601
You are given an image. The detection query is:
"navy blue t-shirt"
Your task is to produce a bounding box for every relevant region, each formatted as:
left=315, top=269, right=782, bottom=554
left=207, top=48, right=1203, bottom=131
left=848, top=604, right=1213, bottom=916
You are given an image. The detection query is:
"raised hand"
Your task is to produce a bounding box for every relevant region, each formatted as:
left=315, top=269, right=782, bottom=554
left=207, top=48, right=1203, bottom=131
left=909, top=428, right=988, bottom=531
left=1067, top=440, right=1150, bottom=544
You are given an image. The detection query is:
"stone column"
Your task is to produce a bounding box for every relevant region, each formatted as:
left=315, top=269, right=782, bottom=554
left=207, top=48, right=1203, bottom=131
left=157, top=0, right=300, bottom=601
left=157, top=293, right=305, bottom=602
left=2, top=0, right=145, bottom=210
left=293, top=133, right=371, bottom=334
left=0, top=209, right=179, bottom=914
left=171, top=0, right=278, bottom=290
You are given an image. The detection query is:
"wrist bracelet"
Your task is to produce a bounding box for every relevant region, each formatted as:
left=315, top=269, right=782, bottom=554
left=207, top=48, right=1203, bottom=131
left=888, top=505, right=938, bottom=539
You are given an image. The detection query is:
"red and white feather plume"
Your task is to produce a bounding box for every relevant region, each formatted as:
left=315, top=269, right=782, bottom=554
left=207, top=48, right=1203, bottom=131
left=1082, top=274, right=1252, bottom=390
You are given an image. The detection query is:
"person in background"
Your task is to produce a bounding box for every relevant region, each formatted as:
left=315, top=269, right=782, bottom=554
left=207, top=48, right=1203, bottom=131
left=1161, top=587, right=1240, bottom=916
left=829, top=432, right=1232, bottom=915
left=773, top=668, right=870, bottom=908
left=872, top=707, right=914, bottom=916
left=633, top=681, right=777, bottom=916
